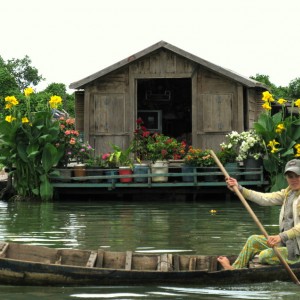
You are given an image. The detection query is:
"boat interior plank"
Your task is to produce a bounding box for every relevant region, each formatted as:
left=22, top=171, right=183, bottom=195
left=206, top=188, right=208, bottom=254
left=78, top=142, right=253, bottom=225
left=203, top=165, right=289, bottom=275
left=0, top=242, right=9, bottom=258
left=125, top=251, right=132, bottom=270
left=86, top=251, right=97, bottom=268
left=189, top=257, right=197, bottom=270
left=96, top=249, right=104, bottom=268
left=173, top=254, right=180, bottom=271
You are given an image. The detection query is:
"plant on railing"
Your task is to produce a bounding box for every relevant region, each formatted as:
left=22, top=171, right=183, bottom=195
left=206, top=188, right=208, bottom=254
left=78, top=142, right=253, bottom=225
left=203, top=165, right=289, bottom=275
left=131, top=118, right=151, bottom=161
left=220, top=130, right=264, bottom=163
left=183, top=146, right=202, bottom=167
left=146, top=133, right=186, bottom=163
left=0, top=88, right=64, bottom=201
left=56, top=117, right=94, bottom=166
left=198, top=149, right=217, bottom=168
left=254, top=91, right=300, bottom=191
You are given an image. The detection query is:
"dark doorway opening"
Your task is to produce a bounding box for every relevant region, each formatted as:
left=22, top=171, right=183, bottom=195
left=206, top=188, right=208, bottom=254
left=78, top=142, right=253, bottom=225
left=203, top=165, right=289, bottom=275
left=137, top=78, right=192, bottom=145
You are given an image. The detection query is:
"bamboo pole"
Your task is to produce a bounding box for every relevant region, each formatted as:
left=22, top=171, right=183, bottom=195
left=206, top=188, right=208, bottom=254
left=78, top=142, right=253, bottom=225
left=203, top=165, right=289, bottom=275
left=210, top=150, right=300, bottom=285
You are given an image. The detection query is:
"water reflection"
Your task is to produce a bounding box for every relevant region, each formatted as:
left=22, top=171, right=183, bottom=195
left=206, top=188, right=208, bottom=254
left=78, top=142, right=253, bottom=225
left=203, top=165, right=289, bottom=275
left=0, top=199, right=281, bottom=255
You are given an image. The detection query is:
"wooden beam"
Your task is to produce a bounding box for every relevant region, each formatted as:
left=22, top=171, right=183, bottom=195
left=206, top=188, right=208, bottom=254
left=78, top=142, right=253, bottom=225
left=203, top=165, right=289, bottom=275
left=0, top=242, right=9, bottom=258
left=86, top=251, right=97, bottom=268
left=125, top=251, right=132, bottom=270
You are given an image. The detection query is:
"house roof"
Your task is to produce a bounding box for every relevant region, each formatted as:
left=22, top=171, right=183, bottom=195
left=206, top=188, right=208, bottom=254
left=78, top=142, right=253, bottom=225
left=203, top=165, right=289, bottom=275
left=69, top=40, right=267, bottom=90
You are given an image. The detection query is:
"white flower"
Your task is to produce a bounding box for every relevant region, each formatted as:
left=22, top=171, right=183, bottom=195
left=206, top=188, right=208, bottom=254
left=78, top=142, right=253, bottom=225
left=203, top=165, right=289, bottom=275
left=221, top=130, right=264, bottom=161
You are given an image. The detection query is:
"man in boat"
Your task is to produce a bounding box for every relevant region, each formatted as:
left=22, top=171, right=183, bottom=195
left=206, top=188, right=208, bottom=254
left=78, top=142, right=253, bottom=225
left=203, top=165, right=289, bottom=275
left=218, top=159, right=300, bottom=270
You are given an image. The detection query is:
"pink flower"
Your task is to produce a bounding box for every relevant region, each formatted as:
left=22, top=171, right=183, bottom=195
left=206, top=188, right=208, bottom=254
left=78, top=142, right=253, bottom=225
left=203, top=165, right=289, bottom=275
left=102, top=153, right=110, bottom=160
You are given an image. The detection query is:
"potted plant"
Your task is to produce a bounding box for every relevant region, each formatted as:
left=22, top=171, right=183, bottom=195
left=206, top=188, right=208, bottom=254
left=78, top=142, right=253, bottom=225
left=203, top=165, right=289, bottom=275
left=182, top=146, right=202, bottom=182
left=111, top=144, right=134, bottom=183
left=198, top=149, right=219, bottom=182
left=73, top=141, right=94, bottom=179
left=146, top=133, right=185, bottom=182
left=219, top=137, right=240, bottom=179
left=133, top=158, right=150, bottom=183
left=85, top=155, right=104, bottom=182
left=131, top=118, right=151, bottom=162
left=101, top=152, right=120, bottom=183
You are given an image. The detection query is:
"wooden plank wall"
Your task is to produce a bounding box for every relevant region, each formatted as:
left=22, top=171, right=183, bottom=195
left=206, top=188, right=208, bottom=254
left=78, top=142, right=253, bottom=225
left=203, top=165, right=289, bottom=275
left=81, top=48, right=258, bottom=155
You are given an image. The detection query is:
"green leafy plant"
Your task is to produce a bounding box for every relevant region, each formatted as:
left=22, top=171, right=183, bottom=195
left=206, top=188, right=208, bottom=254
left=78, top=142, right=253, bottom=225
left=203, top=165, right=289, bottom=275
left=146, top=133, right=186, bottom=163
left=111, top=144, right=133, bottom=168
left=254, top=91, right=300, bottom=191
left=0, top=88, right=64, bottom=201
left=183, top=146, right=202, bottom=167
left=198, top=149, right=217, bottom=167
left=131, top=118, right=151, bottom=161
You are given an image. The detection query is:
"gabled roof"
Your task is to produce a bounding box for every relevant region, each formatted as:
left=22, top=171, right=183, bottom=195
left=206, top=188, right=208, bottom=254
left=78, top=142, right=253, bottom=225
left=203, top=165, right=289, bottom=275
left=69, top=40, right=266, bottom=90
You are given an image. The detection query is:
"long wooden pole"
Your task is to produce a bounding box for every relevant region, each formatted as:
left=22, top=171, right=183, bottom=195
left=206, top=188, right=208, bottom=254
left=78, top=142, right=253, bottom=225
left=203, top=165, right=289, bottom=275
left=210, top=150, right=300, bottom=285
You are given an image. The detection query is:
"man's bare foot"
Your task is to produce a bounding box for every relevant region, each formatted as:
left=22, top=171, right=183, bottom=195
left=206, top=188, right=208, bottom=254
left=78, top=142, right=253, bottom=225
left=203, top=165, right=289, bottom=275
left=217, top=256, right=234, bottom=270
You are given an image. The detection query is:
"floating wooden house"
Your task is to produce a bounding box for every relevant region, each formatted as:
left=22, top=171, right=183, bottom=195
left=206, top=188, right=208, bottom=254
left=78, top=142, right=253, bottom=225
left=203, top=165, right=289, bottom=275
left=70, top=41, right=267, bottom=154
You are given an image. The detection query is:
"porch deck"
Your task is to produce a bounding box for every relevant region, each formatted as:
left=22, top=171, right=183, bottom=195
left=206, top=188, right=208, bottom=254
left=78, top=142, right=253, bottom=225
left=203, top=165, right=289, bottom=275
left=51, top=166, right=268, bottom=200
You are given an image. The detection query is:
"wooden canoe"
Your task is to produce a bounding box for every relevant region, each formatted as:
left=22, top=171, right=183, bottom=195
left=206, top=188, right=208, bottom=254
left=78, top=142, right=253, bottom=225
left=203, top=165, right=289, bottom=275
left=0, top=241, right=300, bottom=286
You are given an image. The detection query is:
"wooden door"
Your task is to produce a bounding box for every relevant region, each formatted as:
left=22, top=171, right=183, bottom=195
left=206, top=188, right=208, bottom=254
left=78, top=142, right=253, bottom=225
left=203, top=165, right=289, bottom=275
left=90, top=93, right=128, bottom=153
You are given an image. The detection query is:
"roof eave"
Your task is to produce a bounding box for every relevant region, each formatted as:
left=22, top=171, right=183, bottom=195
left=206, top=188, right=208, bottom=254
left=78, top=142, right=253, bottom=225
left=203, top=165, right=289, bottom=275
left=69, top=41, right=267, bottom=90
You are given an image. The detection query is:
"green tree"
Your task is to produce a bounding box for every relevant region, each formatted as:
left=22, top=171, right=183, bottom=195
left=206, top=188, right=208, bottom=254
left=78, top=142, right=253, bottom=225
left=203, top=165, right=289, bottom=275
left=44, top=83, right=74, bottom=116
left=0, top=56, right=19, bottom=97
left=5, top=55, right=44, bottom=91
left=250, top=73, right=289, bottom=99
left=288, top=77, right=300, bottom=99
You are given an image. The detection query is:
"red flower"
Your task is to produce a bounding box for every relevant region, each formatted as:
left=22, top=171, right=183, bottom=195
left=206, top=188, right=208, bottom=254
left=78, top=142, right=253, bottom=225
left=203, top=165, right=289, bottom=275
left=142, top=131, right=150, bottom=138
left=136, top=118, right=143, bottom=124
left=161, top=149, right=168, bottom=157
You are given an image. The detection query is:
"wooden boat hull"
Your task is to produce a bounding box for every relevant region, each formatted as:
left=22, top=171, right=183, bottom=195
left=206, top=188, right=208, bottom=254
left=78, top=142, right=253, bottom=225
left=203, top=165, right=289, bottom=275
left=0, top=242, right=300, bottom=286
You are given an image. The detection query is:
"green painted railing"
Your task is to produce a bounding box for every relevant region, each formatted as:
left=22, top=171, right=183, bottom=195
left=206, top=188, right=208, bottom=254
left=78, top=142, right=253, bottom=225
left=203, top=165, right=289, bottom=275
left=51, top=166, right=268, bottom=190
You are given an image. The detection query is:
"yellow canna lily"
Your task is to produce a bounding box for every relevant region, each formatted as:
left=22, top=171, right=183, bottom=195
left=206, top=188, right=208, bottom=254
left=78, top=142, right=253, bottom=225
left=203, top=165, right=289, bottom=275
left=22, top=117, right=30, bottom=123
left=5, top=115, right=16, bottom=123
left=24, top=87, right=34, bottom=97
left=5, top=96, right=19, bottom=106
left=295, top=143, right=300, bottom=150
left=294, top=99, right=300, bottom=107
left=275, top=123, right=285, bottom=134
left=5, top=103, right=13, bottom=109
left=49, top=95, right=63, bottom=109
left=262, top=102, right=272, bottom=110
left=267, top=139, right=280, bottom=153
left=277, top=98, right=287, bottom=105
left=262, top=91, right=274, bottom=102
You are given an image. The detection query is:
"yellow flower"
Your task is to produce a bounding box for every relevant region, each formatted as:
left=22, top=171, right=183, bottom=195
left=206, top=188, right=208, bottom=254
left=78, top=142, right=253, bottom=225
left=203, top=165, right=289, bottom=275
left=5, top=96, right=19, bottom=106
left=277, top=98, right=287, bottom=105
left=5, top=115, right=16, bottom=123
left=49, top=95, right=62, bottom=109
left=5, top=103, right=13, bottom=109
left=267, top=139, right=280, bottom=153
left=24, top=87, right=34, bottom=97
left=275, top=123, right=285, bottom=134
left=294, top=99, right=300, bottom=107
left=295, top=144, right=300, bottom=157
left=22, top=117, right=30, bottom=123
left=262, top=102, right=272, bottom=110
left=262, top=91, right=274, bottom=102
